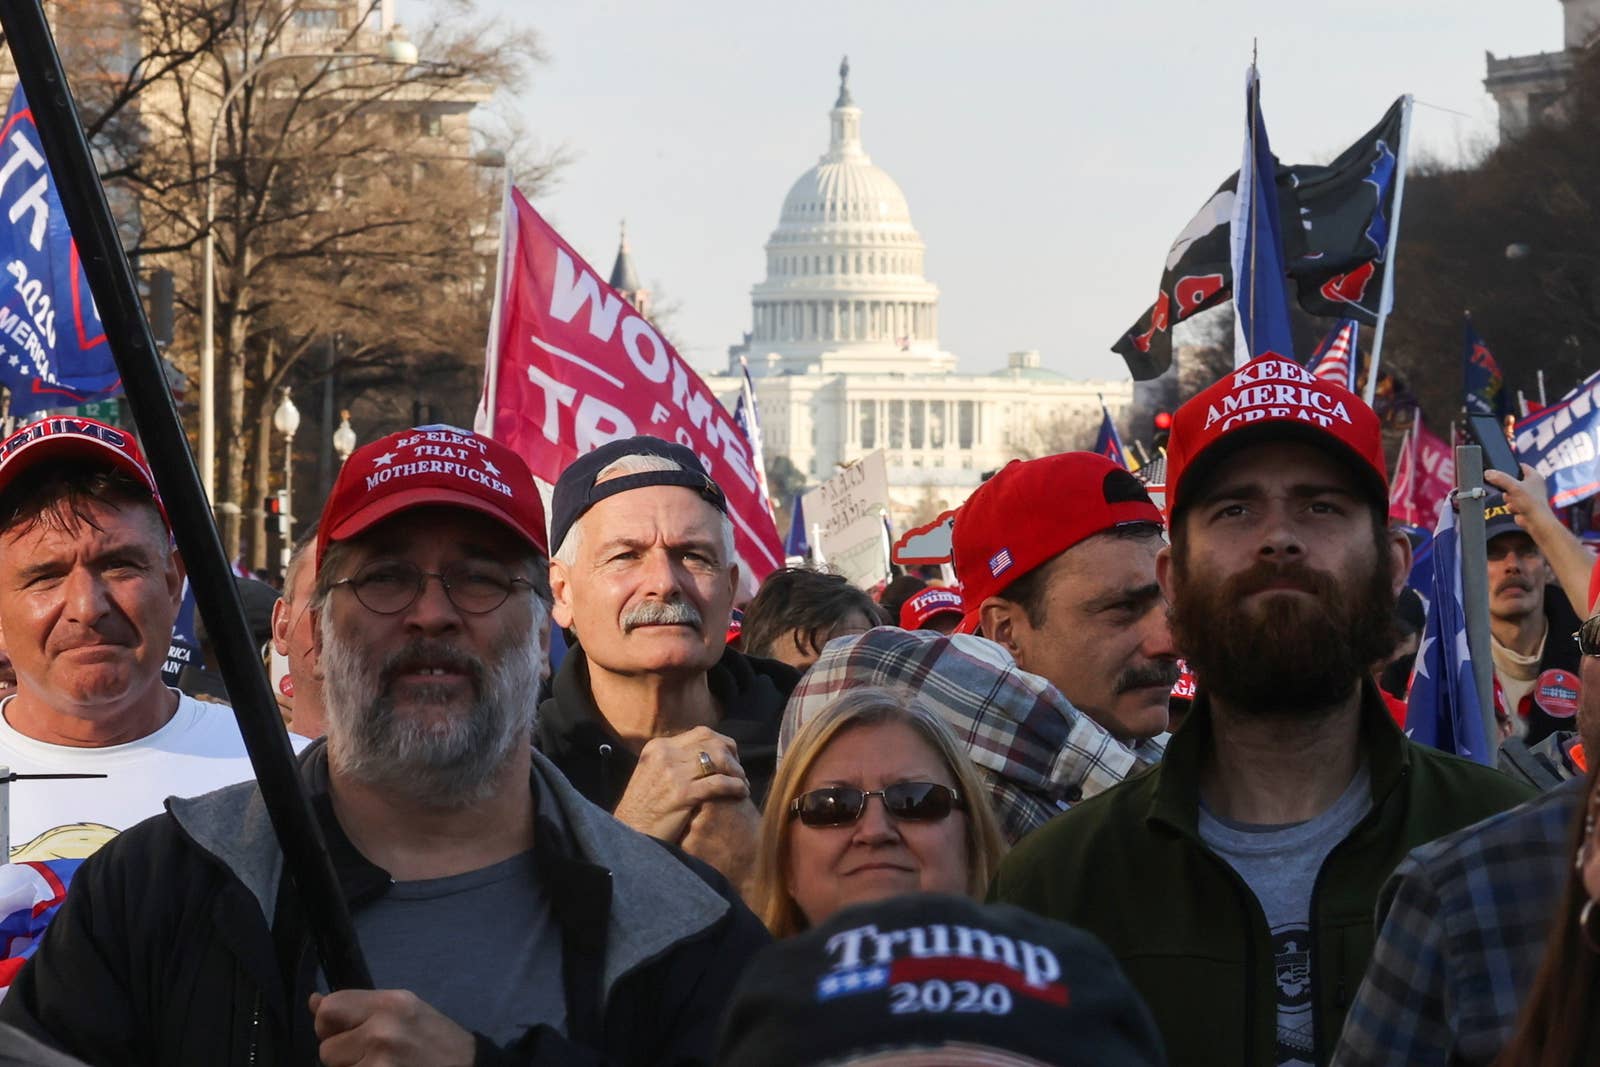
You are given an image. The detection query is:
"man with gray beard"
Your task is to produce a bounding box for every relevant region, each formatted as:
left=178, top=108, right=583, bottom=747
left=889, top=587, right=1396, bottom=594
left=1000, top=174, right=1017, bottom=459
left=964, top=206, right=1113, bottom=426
left=1, top=425, right=770, bottom=1067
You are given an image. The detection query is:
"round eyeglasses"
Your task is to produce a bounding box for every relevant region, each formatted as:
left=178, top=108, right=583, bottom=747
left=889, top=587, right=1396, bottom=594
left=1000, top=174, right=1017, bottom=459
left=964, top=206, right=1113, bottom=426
left=331, top=559, right=535, bottom=615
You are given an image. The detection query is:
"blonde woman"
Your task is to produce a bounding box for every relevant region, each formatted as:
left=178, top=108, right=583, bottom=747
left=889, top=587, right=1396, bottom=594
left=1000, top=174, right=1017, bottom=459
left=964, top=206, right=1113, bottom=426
left=753, top=687, right=1006, bottom=937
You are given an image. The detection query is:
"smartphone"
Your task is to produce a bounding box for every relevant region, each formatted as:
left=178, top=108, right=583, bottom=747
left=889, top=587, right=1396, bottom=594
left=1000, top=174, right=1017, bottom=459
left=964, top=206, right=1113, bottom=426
left=1467, top=413, right=1522, bottom=479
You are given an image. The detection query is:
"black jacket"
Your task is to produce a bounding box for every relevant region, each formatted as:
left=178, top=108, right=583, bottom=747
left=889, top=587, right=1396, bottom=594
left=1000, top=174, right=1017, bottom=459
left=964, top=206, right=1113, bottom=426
left=536, top=646, right=798, bottom=811
left=1503, top=585, right=1585, bottom=746
left=0, top=742, right=771, bottom=1066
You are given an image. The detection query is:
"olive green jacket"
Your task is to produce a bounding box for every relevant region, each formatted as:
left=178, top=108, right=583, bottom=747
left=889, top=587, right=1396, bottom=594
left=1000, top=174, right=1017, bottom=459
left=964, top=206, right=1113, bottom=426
left=990, top=684, right=1533, bottom=1067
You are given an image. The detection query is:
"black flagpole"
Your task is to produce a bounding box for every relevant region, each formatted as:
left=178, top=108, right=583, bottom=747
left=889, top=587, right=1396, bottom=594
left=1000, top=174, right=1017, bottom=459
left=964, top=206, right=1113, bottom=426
left=0, top=1, right=372, bottom=990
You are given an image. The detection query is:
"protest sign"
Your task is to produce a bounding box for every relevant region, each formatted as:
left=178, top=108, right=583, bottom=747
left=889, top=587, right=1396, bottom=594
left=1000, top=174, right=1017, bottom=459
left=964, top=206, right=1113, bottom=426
left=0, top=86, right=120, bottom=414
left=803, top=450, right=890, bottom=589
left=479, top=188, right=784, bottom=591
left=1514, top=369, right=1600, bottom=508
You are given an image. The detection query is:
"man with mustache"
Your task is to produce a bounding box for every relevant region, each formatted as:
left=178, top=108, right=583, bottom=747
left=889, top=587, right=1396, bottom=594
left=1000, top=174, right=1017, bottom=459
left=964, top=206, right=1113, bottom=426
left=1478, top=490, right=1586, bottom=744
left=537, top=436, right=798, bottom=897
left=0, top=417, right=296, bottom=867
left=992, top=355, right=1532, bottom=1067
left=1, top=425, right=769, bottom=1064
left=952, top=451, right=1178, bottom=759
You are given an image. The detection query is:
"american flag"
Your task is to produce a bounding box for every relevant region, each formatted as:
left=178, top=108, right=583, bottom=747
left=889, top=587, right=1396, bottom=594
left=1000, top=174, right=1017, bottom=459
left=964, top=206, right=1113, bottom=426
left=988, top=548, right=1014, bottom=577
left=1306, top=318, right=1359, bottom=391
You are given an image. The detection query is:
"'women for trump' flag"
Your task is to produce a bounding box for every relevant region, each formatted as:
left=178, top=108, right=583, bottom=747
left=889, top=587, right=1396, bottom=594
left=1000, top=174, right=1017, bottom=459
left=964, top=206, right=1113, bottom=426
left=476, top=188, right=783, bottom=594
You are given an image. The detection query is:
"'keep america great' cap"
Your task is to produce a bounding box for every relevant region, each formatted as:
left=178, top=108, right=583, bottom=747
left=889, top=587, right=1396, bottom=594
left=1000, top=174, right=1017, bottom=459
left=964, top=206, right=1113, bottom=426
left=1163, top=353, right=1388, bottom=520
left=318, top=424, right=548, bottom=566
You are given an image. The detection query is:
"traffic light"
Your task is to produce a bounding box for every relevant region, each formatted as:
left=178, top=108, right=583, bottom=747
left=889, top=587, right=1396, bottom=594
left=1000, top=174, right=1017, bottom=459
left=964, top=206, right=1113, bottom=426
left=1152, top=411, right=1173, bottom=453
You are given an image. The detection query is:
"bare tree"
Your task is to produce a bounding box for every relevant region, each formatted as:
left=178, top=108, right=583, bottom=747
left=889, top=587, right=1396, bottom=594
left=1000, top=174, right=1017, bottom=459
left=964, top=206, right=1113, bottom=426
left=9, top=0, right=557, bottom=563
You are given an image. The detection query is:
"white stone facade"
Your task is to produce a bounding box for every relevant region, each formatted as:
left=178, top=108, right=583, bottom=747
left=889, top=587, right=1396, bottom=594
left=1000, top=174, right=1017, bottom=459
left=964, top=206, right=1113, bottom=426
left=716, top=61, right=1131, bottom=526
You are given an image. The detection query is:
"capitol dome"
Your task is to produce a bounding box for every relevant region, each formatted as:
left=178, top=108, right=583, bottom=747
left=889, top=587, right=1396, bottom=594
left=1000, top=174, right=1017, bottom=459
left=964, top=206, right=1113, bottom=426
left=742, top=58, right=945, bottom=378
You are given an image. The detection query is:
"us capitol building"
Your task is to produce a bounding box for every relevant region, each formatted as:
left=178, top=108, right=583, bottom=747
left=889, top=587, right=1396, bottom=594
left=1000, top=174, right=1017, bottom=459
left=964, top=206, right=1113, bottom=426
left=670, top=61, right=1133, bottom=523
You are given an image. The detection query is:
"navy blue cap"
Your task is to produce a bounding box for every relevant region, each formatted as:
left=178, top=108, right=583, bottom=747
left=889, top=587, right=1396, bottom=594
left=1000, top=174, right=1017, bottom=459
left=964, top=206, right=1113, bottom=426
left=550, top=436, right=727, bottom=554
left=716, top=895, right=1166, bottom=1067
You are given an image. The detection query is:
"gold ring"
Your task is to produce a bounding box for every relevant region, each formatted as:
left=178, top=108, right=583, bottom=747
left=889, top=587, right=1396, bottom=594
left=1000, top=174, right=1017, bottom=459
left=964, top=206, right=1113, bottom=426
left=697, top=751, right=715, bottom=779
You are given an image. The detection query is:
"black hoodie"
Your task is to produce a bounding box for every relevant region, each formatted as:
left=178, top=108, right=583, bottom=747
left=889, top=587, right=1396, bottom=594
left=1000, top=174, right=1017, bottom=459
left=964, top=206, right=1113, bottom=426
left=536, top=645, right=799, bottom=812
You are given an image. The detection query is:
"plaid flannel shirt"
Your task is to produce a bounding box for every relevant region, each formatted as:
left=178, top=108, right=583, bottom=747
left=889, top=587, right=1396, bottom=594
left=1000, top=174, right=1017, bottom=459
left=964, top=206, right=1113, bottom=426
left=782, top=627, right=1162, bottom=843
left=1332, top=778, right=1583, bottom=1067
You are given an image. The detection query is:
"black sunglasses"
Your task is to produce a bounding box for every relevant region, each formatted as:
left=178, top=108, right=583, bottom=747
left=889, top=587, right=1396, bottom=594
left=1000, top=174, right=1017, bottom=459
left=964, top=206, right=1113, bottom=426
left=789, top=782, right=965, bottom=828
left=1576, top=614, right=1600, bottom=658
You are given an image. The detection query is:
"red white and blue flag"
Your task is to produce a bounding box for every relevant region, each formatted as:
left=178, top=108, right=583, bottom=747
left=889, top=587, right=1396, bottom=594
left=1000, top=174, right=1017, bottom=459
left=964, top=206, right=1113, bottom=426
left=1406, top=503, right=1491, bottom=764
left=1307, top=319, right=1359, bottom=391
left=0, top=859, right=81, bottom=993
left=1093, top=403, right=1129, bottom=470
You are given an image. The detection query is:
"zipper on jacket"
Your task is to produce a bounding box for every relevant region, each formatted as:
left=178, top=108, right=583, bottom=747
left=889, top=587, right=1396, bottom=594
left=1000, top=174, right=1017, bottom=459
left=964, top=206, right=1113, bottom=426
left=247, top=991, right=262, bottom=1066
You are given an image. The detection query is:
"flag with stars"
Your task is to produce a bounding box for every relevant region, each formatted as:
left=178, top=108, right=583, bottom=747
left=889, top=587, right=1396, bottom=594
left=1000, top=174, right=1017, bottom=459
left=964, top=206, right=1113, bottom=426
left=0, top=86, right=120, bottom=415
left=733, top=355, right=775, bottom=520
left=1406, top=501, right=1491, bottom=764
left=1307, top=318, right=1359, bottom=391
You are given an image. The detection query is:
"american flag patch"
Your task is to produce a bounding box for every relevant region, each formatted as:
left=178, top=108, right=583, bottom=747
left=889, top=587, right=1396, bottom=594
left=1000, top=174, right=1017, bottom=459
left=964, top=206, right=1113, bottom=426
left=989, top=548, right=1014, bottom=577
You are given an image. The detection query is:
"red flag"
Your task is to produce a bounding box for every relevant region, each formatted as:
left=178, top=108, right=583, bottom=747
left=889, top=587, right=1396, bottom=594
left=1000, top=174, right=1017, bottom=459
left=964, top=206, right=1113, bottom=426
left=478, top=189, right=783, bottom=590
left=1391, top=414, right=1453, bottom=528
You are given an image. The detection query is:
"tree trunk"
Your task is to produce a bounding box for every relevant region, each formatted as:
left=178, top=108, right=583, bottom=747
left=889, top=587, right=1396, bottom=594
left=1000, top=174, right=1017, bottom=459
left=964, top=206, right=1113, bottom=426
left=249, top=389, right=272, bottom=573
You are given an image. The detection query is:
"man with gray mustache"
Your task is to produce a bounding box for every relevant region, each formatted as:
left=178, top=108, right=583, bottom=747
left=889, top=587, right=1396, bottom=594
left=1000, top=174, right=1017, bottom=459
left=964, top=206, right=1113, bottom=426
left=537, top=437, right=799, bottom=901
left=2, top=425, right=770, bottom=1065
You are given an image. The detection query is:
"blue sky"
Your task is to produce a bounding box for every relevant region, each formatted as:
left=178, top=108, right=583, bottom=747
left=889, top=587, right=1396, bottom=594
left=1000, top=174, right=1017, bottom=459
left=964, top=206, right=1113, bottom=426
left=434, top=0, right=1559, bottom=380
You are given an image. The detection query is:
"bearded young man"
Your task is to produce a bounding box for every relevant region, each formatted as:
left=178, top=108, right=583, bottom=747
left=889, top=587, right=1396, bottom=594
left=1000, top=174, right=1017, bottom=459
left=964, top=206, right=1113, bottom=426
left=991, top=355, right=1532, bottom=1067
left=1, top=425, right=768, bottom=1067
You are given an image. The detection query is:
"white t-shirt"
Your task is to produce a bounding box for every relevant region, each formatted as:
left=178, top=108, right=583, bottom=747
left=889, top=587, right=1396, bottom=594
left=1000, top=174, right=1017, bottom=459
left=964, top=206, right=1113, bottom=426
left=0, top=691, right=310, bottom=862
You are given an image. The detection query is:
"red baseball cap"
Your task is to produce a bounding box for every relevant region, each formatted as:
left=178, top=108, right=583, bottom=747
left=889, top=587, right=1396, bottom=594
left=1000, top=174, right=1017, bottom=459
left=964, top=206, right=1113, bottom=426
left=1164, top=353, right=1387, bottom=521
left=899, top=587, right=965, bottom=630
left=0, top=416, right=168, bottom=528
left=318, top=425, right=548, bottom=567
left=951, top=452, right=1163, bottom=619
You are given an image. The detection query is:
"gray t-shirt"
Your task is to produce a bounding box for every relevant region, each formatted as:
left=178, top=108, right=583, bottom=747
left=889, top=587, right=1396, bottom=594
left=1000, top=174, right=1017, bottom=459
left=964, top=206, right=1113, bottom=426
left=1198, top=763, right=1373, bottom=1067
left=351, top=848, right=567, bottom=1046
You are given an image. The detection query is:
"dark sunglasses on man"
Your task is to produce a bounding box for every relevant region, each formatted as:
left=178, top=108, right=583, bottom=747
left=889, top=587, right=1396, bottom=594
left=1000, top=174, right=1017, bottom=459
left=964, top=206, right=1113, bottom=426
left=1575, top=613, right=1600, bottom=658
left=789, top=782, right=965, bottom=828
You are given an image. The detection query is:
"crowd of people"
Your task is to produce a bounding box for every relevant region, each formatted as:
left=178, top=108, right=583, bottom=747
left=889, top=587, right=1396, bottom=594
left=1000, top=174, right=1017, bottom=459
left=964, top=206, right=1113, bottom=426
left=0, top=353, right=1596, bottom=1066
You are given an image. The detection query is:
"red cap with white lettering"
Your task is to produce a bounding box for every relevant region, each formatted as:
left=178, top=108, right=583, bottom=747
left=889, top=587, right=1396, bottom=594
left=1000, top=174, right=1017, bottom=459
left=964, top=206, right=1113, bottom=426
left=0, top=416, right=168, bottom=529
left=1164, top=353, right=1388, bottom=521
left=317, top=424, right=549, bottom=567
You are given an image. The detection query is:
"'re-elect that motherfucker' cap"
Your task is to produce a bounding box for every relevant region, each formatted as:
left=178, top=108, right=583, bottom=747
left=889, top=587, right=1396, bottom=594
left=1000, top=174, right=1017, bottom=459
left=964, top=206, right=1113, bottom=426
left=317, top=424, right=548, bottom=566
left=952, top=452, right=1162, bottom=620
left=715, top=894, right=1166, bottom=1067
left=0, top=416, right=168, bottom=528
left=1163, top=353, right=1387, bottom=521
left=549, top=435, right=727, bottom=555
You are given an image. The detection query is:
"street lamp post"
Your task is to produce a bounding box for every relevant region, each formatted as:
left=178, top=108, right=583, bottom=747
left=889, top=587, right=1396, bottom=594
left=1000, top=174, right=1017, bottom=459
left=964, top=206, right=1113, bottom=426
left=273, top=388, right=300, bottom=575
left=333, top=409, right=357, bottom=465
left=199, top=37, right=419, bottom=507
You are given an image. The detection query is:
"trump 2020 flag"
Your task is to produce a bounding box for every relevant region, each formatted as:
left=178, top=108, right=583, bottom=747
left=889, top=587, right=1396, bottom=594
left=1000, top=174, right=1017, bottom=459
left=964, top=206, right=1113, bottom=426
left=478, top=187, right=783, bottom=595
left=1231, top=68, right=1296, bottom=364
left=1406, top=502, right=1492, bottom=764
left=0, top=86, right=121, bottom=415
left=1307, top=319, right=1359, bottom=391
left=1093, top=404, right=1128, bottom=470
